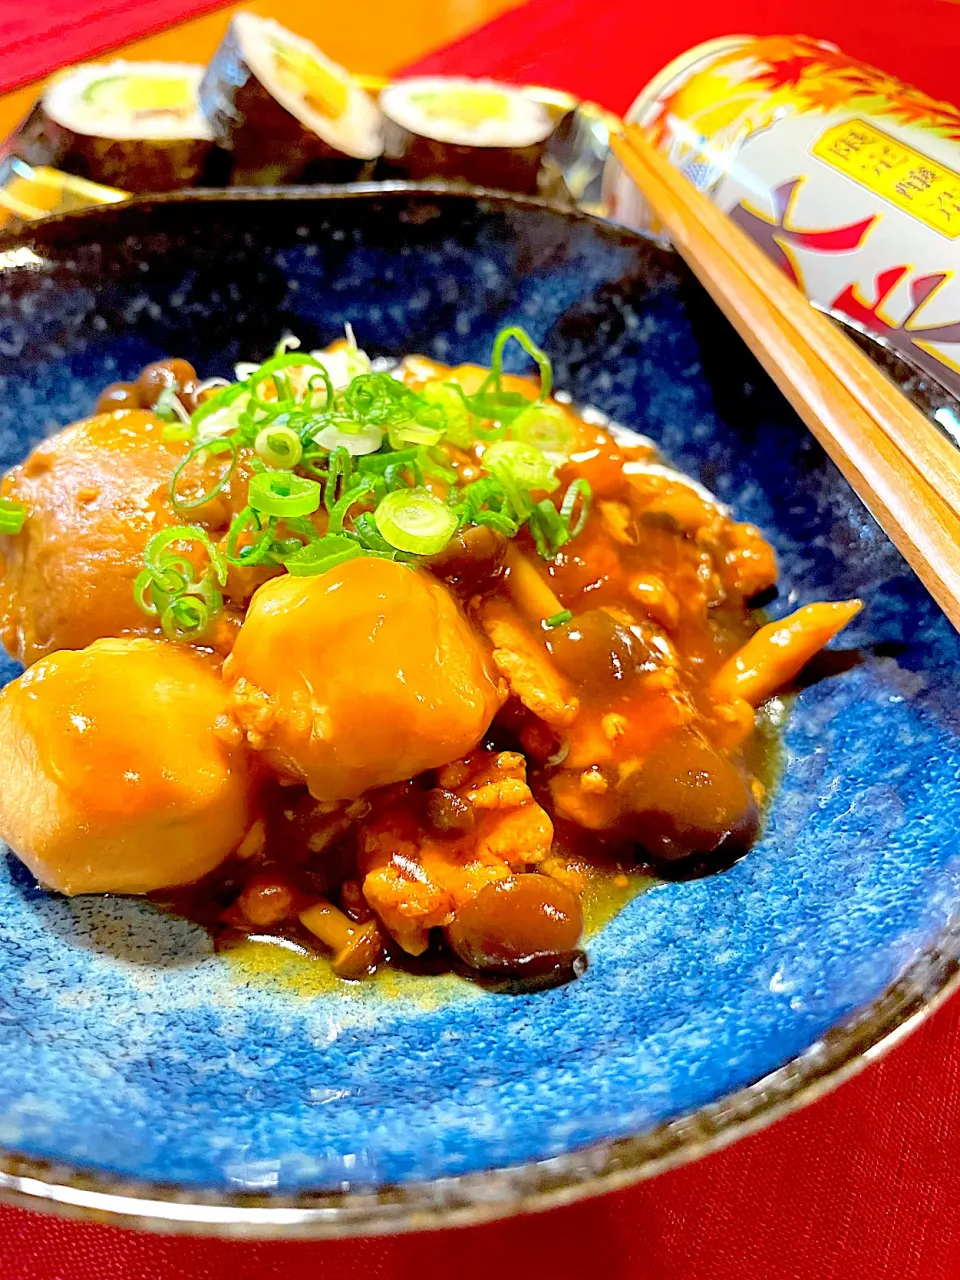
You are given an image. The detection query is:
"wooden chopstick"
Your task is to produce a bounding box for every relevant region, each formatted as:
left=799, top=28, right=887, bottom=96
left=618, top=126, right=960, bottom=526
left=610, top=126, right=960, bottom=631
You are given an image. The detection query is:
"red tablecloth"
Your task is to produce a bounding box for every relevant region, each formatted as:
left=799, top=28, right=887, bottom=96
left=2, top=991, right=960, bottom=1279
left=0, top=0, right=233, bottom=96
left=408, top=0, right=960, bottom=115
left=2, top=0, right=960, bottom=1275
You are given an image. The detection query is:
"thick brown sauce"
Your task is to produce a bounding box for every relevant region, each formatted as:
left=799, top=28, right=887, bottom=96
left=147, top=358, right=787, bottom=990
left=3, top=351, right=794, bottom=989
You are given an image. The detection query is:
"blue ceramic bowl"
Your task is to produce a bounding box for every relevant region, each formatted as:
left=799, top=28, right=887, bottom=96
left=0, top=187, right=957, bottom=1236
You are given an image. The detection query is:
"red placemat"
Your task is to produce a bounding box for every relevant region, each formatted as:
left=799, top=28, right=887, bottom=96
left=1, top=989, right=959, bottom=1279
left=0, top=0, right=233, bottom=96
left=3, top=1, right=960, bottom=1277
left=406, top=0, right=960, bottom=114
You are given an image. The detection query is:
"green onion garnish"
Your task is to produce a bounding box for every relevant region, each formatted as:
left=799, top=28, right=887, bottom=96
left=454, top=326, right=553, bottom=429
left=420, top=380, right=472, bottom=447
left=489, top=326, right=553, bottom=401
left=162, top=423, right=193, bottom=445
left=283, top=534, right=364, bottom=576
left=133, top=525, right=226, bottom=641
left=154, top=387, right=190, bottom=425
left=171, top=437, right=238, bottom=513
left=512, top=402, right=574, bottom=458
left=255, top=424, right=303, bottom=470
left=529, top=498, right=569, bottom=561
left=312, top=423, right=383, bottom=456
left=328, top=477, right=375, bottom=534
left=545, top=610, right=573, bottom=629
left=246, top=352, right=328, bottom=412
left=225, top=507, right=273, bottom=566
left=351, top=512, right=401, bottom=556
left=559, top=477, right=592, bottom=537
left=161, top=595, right=211, bottom=642
left=136, top=325, right=600, bottom=637
left=375, top=488, right=459, bottom=555
left=248, top=471, right=321, bottom=518
left=483, top=440, right=559, bottom=494
left=389, top=422, right=445, bottom=448
left=0, top=498, right=26, bottom=536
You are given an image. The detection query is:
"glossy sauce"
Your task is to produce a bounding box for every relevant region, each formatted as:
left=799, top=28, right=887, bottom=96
left=149, top=357, right=788, bottom=987
left=1, top=349, right=825, bottom=989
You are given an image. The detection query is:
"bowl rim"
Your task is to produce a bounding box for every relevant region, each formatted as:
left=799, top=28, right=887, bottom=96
left=0, top=182, right=955, bottom=1238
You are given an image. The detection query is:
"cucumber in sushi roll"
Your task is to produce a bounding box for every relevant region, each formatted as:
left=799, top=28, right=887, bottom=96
left=15, top=62, right=214, bottom=193
left=379, top=77, right=557, bottom=194
left=200, top=14, right=383, bottom=185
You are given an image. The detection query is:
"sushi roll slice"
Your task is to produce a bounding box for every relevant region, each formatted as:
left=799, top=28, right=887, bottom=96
left=200, top=14, right=383, bottom=186
left=379, top=77, right=557, bottom=194
left=14, top=62, right=214, bottom=193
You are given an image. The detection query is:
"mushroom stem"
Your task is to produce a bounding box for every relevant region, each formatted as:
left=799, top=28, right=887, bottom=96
left=504, top=544, right=564, bottom=628
left=300, top=898, right=353, bottom=951
left=300, top=897, right=384, bottom=978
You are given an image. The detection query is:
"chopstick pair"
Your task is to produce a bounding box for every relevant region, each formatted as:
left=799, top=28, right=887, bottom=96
left=610, top=124, right=960, bottom=631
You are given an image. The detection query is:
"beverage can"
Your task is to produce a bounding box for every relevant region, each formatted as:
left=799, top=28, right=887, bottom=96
left=604, top=35, right=960, bottom=407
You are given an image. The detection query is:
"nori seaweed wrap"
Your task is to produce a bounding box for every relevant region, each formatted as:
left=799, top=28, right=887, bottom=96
left=199, top=14, right=383, bottom=186
left=12, top=62, right=214, bottom=194
left=379, top=77, right=557, bottom=194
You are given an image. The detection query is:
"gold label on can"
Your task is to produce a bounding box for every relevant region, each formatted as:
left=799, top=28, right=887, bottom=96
left=608, top=36, right=960, bottom=405
left=813, top=119, right=960, bottom=240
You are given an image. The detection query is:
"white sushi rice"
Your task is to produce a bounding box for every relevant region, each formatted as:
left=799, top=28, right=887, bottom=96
left=233, top=13, right=382, bottom=160
left=380, top=76, right=555, bottom=148
left=43, top=61, right=213, bottom=141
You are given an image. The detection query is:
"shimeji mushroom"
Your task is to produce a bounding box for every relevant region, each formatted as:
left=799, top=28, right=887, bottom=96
left=299, top=898, right=384, bottom=977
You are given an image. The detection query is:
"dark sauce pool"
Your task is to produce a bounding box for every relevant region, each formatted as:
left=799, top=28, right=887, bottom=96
left=149, top=697, right=785, bottom=1000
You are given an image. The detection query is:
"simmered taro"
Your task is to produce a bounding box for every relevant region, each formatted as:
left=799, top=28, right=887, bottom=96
left=0, top=327, right=860, bottom=983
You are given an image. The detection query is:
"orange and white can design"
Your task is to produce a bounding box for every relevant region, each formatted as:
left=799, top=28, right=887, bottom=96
left=604, top=36, right=960, bottom=403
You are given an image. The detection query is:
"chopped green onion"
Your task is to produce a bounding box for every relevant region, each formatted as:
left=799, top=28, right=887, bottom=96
left=545, top=610, right=573, bottom=629
left=357, top=448, right=419, bottom=474
left=246, top=352, right=329, bottom=414
left=328, top=477, right=375, bottom=534
left=255, top=424, right=303, bottom=470
left=512, top=402, right=574, bottom=459
left=274, top=334, right=301, bottom=358
left=144, top=525, right=227, bottom=587
left=171, top=437, right=238, bottom=513
left=305, top=367, right=336, bottom=411
left=162, top=423, right=193, bottom=445
left=421, top=381, right=473, bottom=447
left=134, top=524, right=226, bottom=636
left=343, top=373, right=416, bottom=426
left=454, top=476, right=521, bottom=537
left=323, top=447, right=353, bottom=513
left=488, top=326, right=553, bottom=401
left=483, top=440, right=559, bottom=493
left=389, top=421, right=445, bottom=448
left=416, top=446, right=457, bottom=484
left=154, top=387, right=191, bottom=426
left=225, top=507, right=273, bottom=566
left=0, top=498, right=26, bottom=536
left=559, top=477, right=592, bottom=537
left=474, top=509, right=520, bottom=536
left=375, top=487, right=459, bottom=555
left=529, top=499, right=569, bottom=561
left=190, top=380, right=248, bottom=435
left=283, top=535, right=363, bottom=576
left=161, top=594, right=210, bottom=641
left=133, top=567, right=161, bottom=616
left=248, top=471, right=321, bottom=519
left=313, top=423, right=383, bottom=455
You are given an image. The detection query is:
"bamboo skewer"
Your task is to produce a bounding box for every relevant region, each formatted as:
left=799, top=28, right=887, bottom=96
left=610, top=125, right=960, bottom=631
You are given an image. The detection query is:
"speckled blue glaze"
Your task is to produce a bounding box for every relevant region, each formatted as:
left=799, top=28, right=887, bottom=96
left=0, top=190, right=957, bottom=1194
